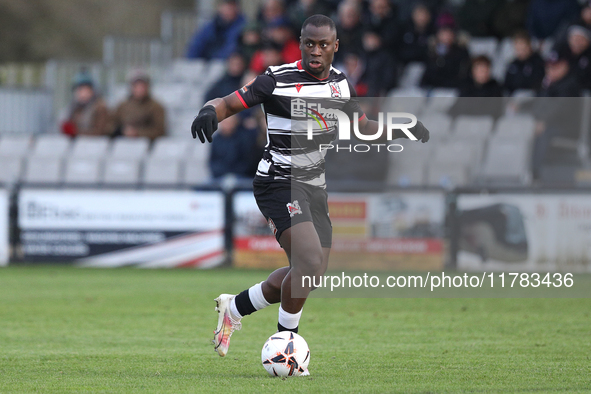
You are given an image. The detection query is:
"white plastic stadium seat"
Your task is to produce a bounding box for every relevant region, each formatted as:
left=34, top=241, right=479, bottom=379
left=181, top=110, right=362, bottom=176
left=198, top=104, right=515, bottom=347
left=151, top=138, right=192, bottom=160
left=23, top=156, right=63, bottom=185
left=427, top=161, right=469, bottom=188
left=169, top=59, right=208, bottom=85
left=0, top=135, right=31, bottom=158
left=419, top=113, right=452, bottom=142
left=152, top=83, right=191, bottom=110
left=110, top=138, right=150, bottom=160
left=102, top=158, right=141, bottom=187
left=0, top=157, right=23, bottom=185
left=452, top=115, right=495, bottom=142
left=480, top=139, right=531, bottom=185
left=206, top=60, right=228, bottom=86
left=387, top=159, right=426, bottom=186
left=64, top=158, right=103, bottom=185
left=31, top=134, right=71, bottom=158
left=169, top=110, right=197, bottom=138
left=492, top=115, right=536, bottom=143
left=187, top=142, right=211, bottom=162
left=183, top=159, right=210, bottom=186
left=468, top=37, right=498, bottom=58
left=143, top=158, right=182, bottom=187
left=398, top=62, right=426, bottom=88
left=424, top=89, right=459, bottom=114
left=70, top=136, right=111, bottom=159
left=432, top=141, right=484, bottom=172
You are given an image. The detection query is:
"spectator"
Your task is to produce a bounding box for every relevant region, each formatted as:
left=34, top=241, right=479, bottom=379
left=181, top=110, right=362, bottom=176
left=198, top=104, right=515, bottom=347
left=421, top=19, right=471, bottom=89
left=451, top=55, right=504, bottom=118
left=287, top=0, right=331, bottom=31
left=398, top=3, right=435, bottom=64
left=209, top=115, right=260, bottom=180
left=526, top=0, right=580, bottom=40
left=206, top=53, right=247, bottom=102
left=187, top=0, right=246, bottom=60
left=554, top=1, right=591, bottom=47
left=490, top=0, right=529, bottom=38
left=264, top=18, right=300, bottom=63
left=259, top=0, right=287, bottom=29
left=342, top=52, right=368, bottom=97
left=60, top=73, right=110, bottom=137
left=564, top=25, right=591, bottom=90
left=364, top=0, right=399, bottom=52
left=112, top=71, right=166, bottom=140
left=457, top=0, right=503, bottom=37
left=460, top=56, right=503, bottom=97
left=361, top=27, right=398, bottom=96
left=249, top=40, right=287, bottom=74
left=334, top=1, right=364, bottom=64
left=239, top=22, right=262, bottom=63
left=531, top=50, right=581, bottom=178
left=504, top=31, right=545, bottom=94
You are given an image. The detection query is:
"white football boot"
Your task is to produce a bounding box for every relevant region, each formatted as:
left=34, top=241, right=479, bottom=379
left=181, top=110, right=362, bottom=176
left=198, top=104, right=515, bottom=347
left=212, top=294, right=242, bottom=357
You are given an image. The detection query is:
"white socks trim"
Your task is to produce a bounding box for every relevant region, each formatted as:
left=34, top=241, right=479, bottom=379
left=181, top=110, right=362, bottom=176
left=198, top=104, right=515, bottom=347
left=278, top=305, right=303, bottom=330
left=249, top=281, right=271, bottom=311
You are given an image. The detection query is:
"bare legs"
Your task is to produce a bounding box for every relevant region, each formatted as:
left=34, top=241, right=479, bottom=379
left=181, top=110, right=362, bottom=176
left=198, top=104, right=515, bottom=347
left=260, top=222, right=330, bottom=313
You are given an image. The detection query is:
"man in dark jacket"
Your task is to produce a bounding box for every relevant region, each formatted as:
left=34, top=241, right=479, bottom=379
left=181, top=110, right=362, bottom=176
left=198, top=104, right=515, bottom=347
left=112, top=71, right=166, bottom=140
left=504, top=31, right=546, bottom=93
left=564, top=25, right=591, bottom=90
left=205, top=53, right=247, bottom=102
left=187, top=0, right=246, bottom=60
left=398, top=3, right=435, bottom=64
left=334, top=1, right=364, bottom=64
left=209, top=115, right=260, bottom=180
left=531, top=50, right=582, bottom=178
left=526, top=0, right=580, bottom=40
left=421, top=23, right=471, bottom=89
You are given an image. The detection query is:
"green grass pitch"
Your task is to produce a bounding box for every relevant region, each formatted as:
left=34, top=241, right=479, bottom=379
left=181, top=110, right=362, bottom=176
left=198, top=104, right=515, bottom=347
left=0, top=267, right=590, bottom=393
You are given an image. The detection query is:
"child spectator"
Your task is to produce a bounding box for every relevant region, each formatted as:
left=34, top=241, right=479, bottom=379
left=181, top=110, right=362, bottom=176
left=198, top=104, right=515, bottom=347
left=504, top=31, right=545, bottom=93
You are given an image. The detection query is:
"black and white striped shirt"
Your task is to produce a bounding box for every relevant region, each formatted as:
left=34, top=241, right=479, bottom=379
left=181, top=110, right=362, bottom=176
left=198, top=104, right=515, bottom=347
left=235, top=60, right=365, bottom=189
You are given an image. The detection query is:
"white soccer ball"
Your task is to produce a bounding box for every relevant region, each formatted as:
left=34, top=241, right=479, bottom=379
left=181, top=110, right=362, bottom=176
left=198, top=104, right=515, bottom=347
left=261, top=331, right=310, bottom=377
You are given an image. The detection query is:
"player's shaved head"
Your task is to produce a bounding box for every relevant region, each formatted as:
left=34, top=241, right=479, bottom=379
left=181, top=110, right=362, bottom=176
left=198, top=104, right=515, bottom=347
left=301, top=14, right=337, bottom=36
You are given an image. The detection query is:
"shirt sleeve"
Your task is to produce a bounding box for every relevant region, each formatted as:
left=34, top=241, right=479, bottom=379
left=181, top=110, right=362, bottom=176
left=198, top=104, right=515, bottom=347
left=234, top=70, right=276, bottom=109
left=341, top=79, right=366, bottom=122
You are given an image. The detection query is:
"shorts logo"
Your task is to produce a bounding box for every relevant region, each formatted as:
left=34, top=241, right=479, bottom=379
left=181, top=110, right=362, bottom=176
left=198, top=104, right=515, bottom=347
left=287, top=200, right=302, bottom=218
left=268, top=218, right=277, bottom=236
left=329, top=82, right=341, bottom=98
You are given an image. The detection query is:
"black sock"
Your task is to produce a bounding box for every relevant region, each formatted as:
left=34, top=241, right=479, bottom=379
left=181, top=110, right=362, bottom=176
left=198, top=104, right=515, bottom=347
left=234, top=289, right=257, bottom=317
left=278, top=322, right=298, bottom=333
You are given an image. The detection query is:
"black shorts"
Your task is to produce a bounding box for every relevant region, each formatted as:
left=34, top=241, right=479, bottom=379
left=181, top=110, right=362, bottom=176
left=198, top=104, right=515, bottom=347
left=253, top=179, right=332, bottom=248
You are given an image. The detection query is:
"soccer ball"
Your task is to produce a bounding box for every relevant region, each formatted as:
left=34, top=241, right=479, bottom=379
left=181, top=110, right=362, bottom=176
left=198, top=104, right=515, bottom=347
left=261, top=331, right=310, bottom=377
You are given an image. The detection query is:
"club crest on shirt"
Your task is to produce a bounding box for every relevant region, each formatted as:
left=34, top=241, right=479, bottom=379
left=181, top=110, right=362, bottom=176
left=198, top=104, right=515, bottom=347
left=287, top=200, right=302, bottom=217
left=329, top=82, right=341, bottom=98
left=240, top=78, right=256, bottom=94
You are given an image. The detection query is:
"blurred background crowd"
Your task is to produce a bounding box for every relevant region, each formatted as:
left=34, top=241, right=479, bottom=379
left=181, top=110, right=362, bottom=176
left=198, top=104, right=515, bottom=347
left=0, top=0, right=590, bottom=189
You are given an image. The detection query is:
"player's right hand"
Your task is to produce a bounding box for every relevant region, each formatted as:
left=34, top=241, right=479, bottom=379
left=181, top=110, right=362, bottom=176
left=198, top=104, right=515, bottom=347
left=191, top=105, right=219, bottom=143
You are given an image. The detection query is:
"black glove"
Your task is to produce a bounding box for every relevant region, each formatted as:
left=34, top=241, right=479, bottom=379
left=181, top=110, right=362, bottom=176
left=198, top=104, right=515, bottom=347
left=410, top=120, right=430, bottom=143
left=191, top=105, right=219, bottom=143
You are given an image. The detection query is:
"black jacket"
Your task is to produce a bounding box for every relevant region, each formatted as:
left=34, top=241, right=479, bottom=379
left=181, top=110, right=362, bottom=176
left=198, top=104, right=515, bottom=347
left=504, top=52, right=546, bottom=93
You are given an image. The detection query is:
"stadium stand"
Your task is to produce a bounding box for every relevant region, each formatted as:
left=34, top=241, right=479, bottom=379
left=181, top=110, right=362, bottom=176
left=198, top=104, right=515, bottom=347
left=102, top=158, right=142, bottom=187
